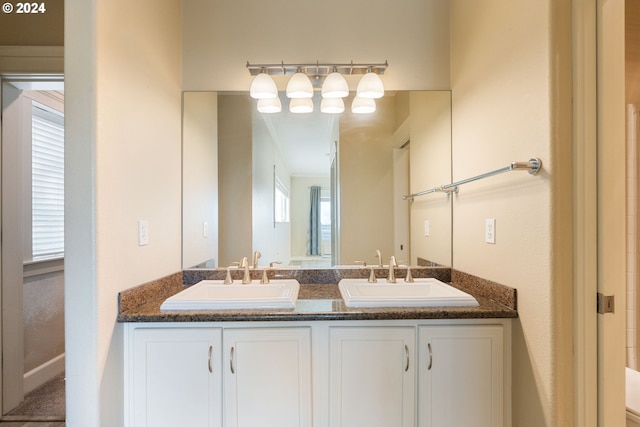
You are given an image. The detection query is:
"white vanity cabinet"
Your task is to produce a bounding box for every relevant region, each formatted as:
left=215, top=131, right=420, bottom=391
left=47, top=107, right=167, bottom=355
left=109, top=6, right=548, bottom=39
left=328, top=326, right=416, bottom=427
left=418, top=324, right=506, bottom=427
left=222, top=327, right=312, bottom=427
left=125, top=326, right=223, bottom=427
left=124, top=320, right=510, bottom=427
left=124, top=324, right=312, bottom=427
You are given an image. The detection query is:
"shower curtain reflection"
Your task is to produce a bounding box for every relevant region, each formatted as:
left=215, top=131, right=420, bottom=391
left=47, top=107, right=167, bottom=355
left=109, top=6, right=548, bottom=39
left=308, top=186, right=321, bottom=256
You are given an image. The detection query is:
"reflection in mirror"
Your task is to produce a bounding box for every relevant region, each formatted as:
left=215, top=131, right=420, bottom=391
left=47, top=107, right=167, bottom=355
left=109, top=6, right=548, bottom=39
left=182, top=91, right=451, bottom=269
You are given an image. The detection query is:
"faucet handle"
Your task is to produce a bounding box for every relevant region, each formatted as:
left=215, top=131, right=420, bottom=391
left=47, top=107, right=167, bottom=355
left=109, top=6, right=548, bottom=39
left=224, top=268, right=234, bottom=285
left=354, top=260, right=367, bottom=267
left=269, top=261, right=283, bottom=268
left=404, top=266, right=414, bottom=283
left=368, top=267, right=377, bottom=283
left=260, top=268, right=270, bottom=284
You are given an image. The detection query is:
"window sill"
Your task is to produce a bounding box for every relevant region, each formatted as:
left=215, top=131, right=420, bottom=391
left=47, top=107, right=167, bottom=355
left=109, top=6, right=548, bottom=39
left=23, top=257, right=64, bottom=277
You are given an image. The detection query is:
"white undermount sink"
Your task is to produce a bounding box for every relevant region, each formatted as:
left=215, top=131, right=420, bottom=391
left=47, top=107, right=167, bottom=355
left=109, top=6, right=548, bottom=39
left=160, top=279, right=300, bottom=311
left=338, top=277, right=479, bottom=308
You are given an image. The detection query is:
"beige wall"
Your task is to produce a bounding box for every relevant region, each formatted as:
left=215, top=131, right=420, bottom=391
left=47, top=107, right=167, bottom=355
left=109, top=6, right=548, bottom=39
left=182, top=92, right=219, bottom=268
left=182, top=0, right=450, bottom=91
left=65, top=0, right=183, bottom=424
left=450, top=1, right=573, bottom=426
left=24, top=272, right=65, bottom=373
left=409, top=91, right=452, bottom=266
left=339, top=95, right=395, bottom=265
left=218, top=94, right=253, bottom=267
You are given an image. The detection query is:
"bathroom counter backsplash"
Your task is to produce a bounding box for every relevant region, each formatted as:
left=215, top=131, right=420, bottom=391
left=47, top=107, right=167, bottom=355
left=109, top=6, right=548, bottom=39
left=117, top=268, right=517, bottom=323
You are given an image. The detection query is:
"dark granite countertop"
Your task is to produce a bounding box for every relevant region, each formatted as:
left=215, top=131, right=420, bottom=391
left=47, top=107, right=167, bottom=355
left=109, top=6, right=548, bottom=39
left=117, top=270, right=518, bottom=323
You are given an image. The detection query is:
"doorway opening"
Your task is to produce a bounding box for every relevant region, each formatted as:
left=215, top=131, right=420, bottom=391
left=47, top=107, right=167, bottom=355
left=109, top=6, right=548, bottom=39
left=1, top=78, right=65, bottom=422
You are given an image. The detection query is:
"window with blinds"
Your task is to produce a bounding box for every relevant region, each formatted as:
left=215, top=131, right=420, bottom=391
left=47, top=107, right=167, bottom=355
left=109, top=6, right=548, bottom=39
left=31, top=102, right=64, bottom=259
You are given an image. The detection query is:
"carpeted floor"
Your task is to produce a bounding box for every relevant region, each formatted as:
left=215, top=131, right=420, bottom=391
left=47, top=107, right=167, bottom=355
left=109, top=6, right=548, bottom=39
left=1, top=372, right=65, bottom=425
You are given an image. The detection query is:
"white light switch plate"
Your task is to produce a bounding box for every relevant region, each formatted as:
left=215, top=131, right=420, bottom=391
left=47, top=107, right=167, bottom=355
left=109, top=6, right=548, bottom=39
left=424, top=220, right=430, bottom=237
left=138, top=220, right=149, bottom=246
left=485, top=218, right=496, bottom=244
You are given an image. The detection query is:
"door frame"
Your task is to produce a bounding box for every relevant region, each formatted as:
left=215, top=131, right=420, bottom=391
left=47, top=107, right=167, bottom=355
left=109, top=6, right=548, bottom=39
left=0, top=46, right=63, bottom=415
left=594, top=0, right=627, bottom=425
left=573, top=0, right=599, bottom=425
left=573, top=0, right=627, bottom=425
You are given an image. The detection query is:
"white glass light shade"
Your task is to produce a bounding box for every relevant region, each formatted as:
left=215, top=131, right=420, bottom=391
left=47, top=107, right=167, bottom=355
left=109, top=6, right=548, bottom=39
left=257, top=97, right=282, bottom=113
left=321, top=72, right=349, bottom=98
left=289, top=98, right=314, bottom=113
left=286, top=72, right=314, bottom=98
left=321, top=97, right=345, bottom=114
left=351, top=96, right=376, bottom=114
left=356, top=72, right=384, bottom=99
left=250, top=73, right=278, bottom=99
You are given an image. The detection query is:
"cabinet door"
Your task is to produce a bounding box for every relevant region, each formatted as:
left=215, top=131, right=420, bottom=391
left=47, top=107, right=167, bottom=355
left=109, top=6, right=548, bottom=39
left=418, top=325, right=504, bottom=427
left=223, top=327, right=312, bottom=427
left=131, top=327, right=222, bottom=427
left=329, top=326, right=415, bottom=427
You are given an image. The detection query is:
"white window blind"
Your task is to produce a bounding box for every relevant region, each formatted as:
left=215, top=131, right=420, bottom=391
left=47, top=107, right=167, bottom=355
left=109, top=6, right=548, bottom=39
left=32, top=102, right=64, bottom=259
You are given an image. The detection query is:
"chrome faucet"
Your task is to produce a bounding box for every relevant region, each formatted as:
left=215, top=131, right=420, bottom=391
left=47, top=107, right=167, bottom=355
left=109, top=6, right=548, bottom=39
left=253, top=250, right=262, bottom=268
left=387, top=256, right=397, bottom=283
left=240, top=257, right=251, bottom=284
left=375, top=250, right=383, bottom=267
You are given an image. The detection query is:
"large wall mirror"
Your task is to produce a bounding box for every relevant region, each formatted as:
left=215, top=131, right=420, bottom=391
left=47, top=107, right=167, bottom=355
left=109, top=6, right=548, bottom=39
left=182, top=90, right=452, bottom=269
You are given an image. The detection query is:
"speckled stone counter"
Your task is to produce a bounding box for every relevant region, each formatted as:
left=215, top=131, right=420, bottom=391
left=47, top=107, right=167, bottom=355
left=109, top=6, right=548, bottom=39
left=117, top=268, right=517, bottom=323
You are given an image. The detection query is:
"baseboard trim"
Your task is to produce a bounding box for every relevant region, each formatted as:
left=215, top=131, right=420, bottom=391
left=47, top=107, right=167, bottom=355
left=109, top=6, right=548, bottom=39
left=1, top=414, right=65, bottom=422
left=23, top=353, right=65, bottom=394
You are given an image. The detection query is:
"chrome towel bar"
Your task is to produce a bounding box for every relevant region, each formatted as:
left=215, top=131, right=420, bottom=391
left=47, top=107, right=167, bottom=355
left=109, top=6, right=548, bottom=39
left=402, top=157, right=542, bottom=201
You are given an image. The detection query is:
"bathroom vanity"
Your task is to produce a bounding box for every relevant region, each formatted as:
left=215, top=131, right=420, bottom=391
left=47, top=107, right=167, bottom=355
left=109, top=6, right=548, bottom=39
left=119, top=269, right=516, bottom=427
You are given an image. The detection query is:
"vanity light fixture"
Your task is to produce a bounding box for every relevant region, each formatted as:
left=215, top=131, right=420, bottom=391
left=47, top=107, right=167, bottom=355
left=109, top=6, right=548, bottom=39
left=289, top=97, right=314, bottom=113
left=320, top=97, right=345, bottom=114
left=246, top=60, right=387, bottom=113
left=356, top=68, right=385, bottom=99
left=321, top=70, right=349, bottom=98
left=257, top=97, right=282, bottom=113
left=286, top=70, right=314, bottom=99
left=249, top=69, right=278, bottom=99
left=351, top=96, right=376, bottom=114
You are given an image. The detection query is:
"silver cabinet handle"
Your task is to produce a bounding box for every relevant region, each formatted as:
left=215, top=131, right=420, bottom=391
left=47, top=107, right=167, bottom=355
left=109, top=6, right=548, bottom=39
left=404, top=344, right=410, bottom=372
left=230, top=346, right=235, bottom=374
left=208, top=345, right=213, bottom=373
left=427, top=343, right=433, bottom=370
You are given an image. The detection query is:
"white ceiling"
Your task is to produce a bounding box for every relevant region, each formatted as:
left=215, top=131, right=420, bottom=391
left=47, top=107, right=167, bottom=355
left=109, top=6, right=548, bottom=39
left=255, top=93, right=338, bottom=177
